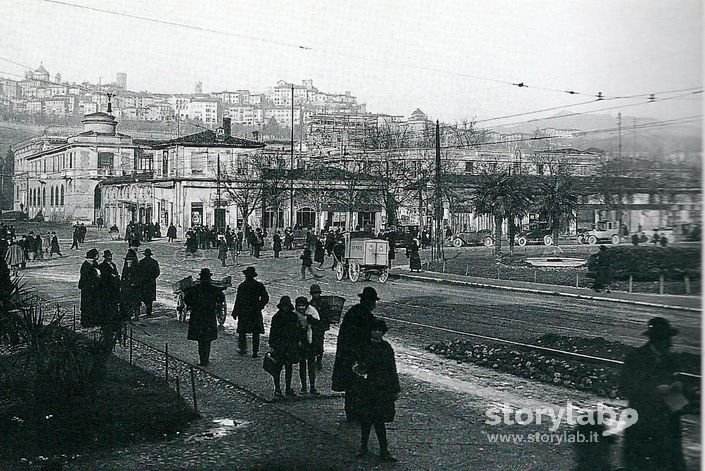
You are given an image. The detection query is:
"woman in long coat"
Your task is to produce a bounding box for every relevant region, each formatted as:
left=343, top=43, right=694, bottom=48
left=314, top=236, right=325, bottom=269
left=356, top=318, right=400, bottom=462
left=185, top=268, right=225, bottom=366
left=268, top=296, right=301, bottom=398
left=409, top=238, right=422, bottom=272
left=217, top=238, right=228, bottom=266
left=120, top=249, right=141, bottom=321
left=78, top=249, right=101, bottom=327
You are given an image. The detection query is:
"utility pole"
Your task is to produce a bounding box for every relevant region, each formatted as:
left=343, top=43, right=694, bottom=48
left=289, top=84, right=295, bottom=228
left=617, top=112, right=622, bottom=159
left=434, top=120, right=443, bottom=261
left=216, top=152, right=221, bottom=229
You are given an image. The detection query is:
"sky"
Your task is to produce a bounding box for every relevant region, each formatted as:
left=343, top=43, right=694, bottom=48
left=0, top=0, right=702, bottom=127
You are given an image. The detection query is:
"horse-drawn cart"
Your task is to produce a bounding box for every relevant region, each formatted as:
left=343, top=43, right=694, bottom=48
left=335, top=233, right=389, bottom=283
left=173, top=275, right=231, bottom=325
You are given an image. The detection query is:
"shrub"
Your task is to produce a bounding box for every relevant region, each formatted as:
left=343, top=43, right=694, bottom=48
left=587, top=246, right=700, bottom=282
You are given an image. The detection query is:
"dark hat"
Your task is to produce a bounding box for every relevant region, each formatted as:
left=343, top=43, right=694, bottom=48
left=143, top=248, right=153, bottom=256
left=103, top=250, right=112, bottom=257
left=199, top=268, right=212, bottom=280
left=295, top=296, right=309, bottom=307
left=86, top=248, right=99, bottom=259
left=309, top=283, right=322, bottom=294
left=124, top=249, right=138, bottom=260
left=277, top=296, right=294, bottom=310
left=643, top=317, right=679, bottom=339
left=358, top=286, right=380, bottom=301
left=370, top=318, right=388, bottom=334
left=242, top=266, right=258, bottom=277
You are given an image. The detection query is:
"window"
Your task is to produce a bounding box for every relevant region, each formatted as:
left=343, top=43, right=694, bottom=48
left=191, top=152, right=204, bottom=174
left=98, top=152, right=114, bottom=169
left=42, top=187, right=46, bottom=207
left=50, top=187, right=54, bottom=206
left=537, top=163, right=544, bottom=175
left=162, top=150, right=168, bottom=175
left=465, top=161, right=474, bottom=173
left=60, top=185, right=64, bottom=206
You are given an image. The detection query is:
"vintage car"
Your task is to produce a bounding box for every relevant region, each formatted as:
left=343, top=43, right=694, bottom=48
left=450, top=229, right=494, bottom=247
left=577, top=220, right=621, bottom=245
left=516, top=223, right=554, bottom=246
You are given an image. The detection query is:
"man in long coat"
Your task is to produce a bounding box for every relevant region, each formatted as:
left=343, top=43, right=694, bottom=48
left=185, top=268, right=225, bottom=366
left=138, top=248, right=160, bottom=317
left=620, top=317, right=687, bottom=471
left=232, top=266, right=269, bottom=357
left=332, top=286, right=379, bottom=422
left=78, top=248, right=101, bottom=327
left=98, top=249, right=121, bottom=323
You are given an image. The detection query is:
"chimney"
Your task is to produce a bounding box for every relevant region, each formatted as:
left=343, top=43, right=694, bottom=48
left=223, top=117, right=231, bottom=137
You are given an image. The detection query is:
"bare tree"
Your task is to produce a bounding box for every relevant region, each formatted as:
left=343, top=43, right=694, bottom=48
left=221, top=152, right=262, bottom=232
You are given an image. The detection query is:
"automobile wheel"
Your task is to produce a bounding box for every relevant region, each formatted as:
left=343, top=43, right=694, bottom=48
left=577, top=235, right=584, bottom=244
left=483, top=237, right=494, bottom=247
left=335, top=263, right=345, bottom=281
left=378, top=269, right=389, bottom=284
left=588, top=235, right=598, bottom=245
left=517, top=236, right=527, bottom=247
left=452, top=237, right=463, bottom=248
left=611, top=234, right=620, bottom=245
left=348, top=260, right=360, bottom=282
left=543, top=235, right=554, bottom=246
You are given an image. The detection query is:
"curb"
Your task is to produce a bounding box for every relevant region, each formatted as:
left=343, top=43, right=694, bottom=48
left=392, top=272, right=701, bottom=313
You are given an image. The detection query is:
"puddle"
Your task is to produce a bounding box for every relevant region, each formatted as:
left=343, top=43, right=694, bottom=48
left=184, top=418, right=250, bottom=443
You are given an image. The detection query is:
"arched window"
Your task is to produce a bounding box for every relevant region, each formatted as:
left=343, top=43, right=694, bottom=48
left=296, top=207, right=316, bottom=229
left=60, top=185, right=65, bottom=206
left=42, top=187, right=46, bottom=207
left=31, top=188, right=35, bottom=207
left=50, top=187, right=54, bottom=207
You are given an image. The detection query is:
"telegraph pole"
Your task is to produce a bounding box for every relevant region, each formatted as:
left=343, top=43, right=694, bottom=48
left=289, top=84, right=295, bottom=228
left=434, top=120, right=443, bottom=260
left=216, top=152, right=221, bottom=229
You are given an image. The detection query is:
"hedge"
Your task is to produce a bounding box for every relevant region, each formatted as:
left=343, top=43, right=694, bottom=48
left=586, top=246, right=700, bottom=281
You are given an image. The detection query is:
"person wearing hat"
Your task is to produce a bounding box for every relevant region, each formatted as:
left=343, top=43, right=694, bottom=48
left=268, top=296, right=301, bottom=398
left=120, top=249, right=141, bottom=321
left=49, top=231, right=62, bottom=258
left=231, top=267, right=270, bottom=357
left=309, top=283, right=327, bottom=370
left=138, top=248, right=160, bottom=317
left=98, top=249, right=121, bottom=323
left=78, top=248, right=101, bottom=327
left=619, top=317, right=687, bottom=470
left=332, top=286, right=380, bottom=422
left=355, top=318, right=400, bottom=462
left=184, top=268, right=225, bottom=366
left=591, top=245, right=612, bottom=293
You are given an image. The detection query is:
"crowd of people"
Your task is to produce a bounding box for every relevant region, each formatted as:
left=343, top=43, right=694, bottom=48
left=182, top=265, right=400, bottom=462
left=2, top=223, right=63, bottom=277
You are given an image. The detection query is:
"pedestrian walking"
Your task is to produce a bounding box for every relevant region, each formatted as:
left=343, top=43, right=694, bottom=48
left=79, top=223, right=87, bottom=243
left=43, top=231, right=52, bottom=254
left=236, top=228, right=244, bottom=253
left=253, top=228, right=264, bottom=258
left=355, top=318, right=400, bottom=462
left=185, top=228, right=198, bottom=255
left=138, top=248, right=160, bottom=317
left=184, top=268, right=225, bottom=366
left=217, top=237, right=228, bottom=266
left=27, top=232, right=36, bottom=262
left=591, top=245, right=612, bottom=293
left=273, top=231, right=282, bottom=259
left=78, top=248, right=101, bottom=327
left=332, top=286, right=379, bottom=422
left=231, top=266, right=269, bottom=357
left=620, top=317, right=688, bottom=471
left=34, top=233, right=43, bottom=261
left=300, top=247, right=322, bottom=280
left=387, top=235, right=396, bottom=269
left=295, top=296, right=320, bottom=395
left=284, top=228, right=293, bottom=250
left=5, top=240, right=25, bottom=277
left=120, top=249, right=141, bottom=321
left=268, top=296, right=301, bottom=399
left=309, top=283, right=327, bottom=370
left=652, top=230, right=660, bottom=245
left=409, top=237, right=422, bottom=272
left=167, top=224, right=177, bottom=242
left=331, top=234, right=344, bottom=270
left=314, top=236, right=325, bottom=270
left=49, top=232, right=62, bottom=258
left=98, top=250, right=122, bottom=323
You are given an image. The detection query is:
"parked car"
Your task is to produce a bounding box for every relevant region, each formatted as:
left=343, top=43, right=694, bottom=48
left=516, top=223, right=554, bottom=246
left=383, top=224, right=419, bottom=250
left=578, top=220, right=621, bottom=245
left=450, top=229, right=494, bottom=247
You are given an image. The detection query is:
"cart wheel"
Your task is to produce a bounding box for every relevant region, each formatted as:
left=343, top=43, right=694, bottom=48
left=378, top=269, right=389, bottom=284
left=348, top=260, right=360, bottom=282
left=217, top=298, right=227, bottom=326
left=452, top=237, right=463, bottom=248
left=335, top=263, right=345, bottom=281
left=364, top=272, right=372, bottom=281
left=177, top=292, right=187, bottom=322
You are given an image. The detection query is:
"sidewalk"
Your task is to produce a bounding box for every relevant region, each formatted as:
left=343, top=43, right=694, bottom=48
left=389, top=266, right=701, bottom=312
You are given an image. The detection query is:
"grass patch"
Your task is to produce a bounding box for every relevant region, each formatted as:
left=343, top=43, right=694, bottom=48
left=0, top=351, right=198, bottom=466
